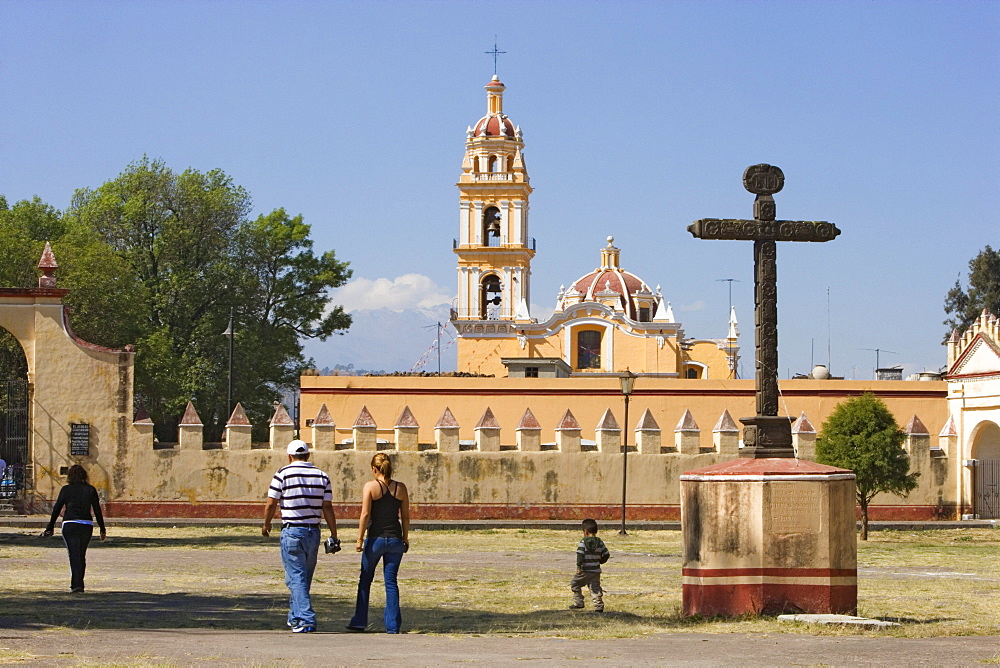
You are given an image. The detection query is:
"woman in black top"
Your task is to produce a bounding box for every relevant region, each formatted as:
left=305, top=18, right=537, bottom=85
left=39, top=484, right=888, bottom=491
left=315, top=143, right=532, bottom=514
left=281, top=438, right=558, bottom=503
left=43, top=465, right=106, bottom=593
left=347, top=452, right=410, bottom=633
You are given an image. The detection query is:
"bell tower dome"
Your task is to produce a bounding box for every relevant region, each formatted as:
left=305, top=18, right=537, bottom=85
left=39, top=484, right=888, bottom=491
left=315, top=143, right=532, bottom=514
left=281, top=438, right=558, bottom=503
left=453, top=75, right=534, bottom=326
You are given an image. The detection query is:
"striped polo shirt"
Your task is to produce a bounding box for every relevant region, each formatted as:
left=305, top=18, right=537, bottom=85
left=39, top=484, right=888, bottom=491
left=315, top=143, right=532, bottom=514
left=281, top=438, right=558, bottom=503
left=268, top=461, right=332, bottom=524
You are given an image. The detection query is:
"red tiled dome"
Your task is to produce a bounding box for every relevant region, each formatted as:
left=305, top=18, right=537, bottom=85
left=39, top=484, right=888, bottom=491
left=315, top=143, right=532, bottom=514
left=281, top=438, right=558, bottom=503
left=474, top=114, right=515, bottom=138
left=568, top=268, right=652, bottom=319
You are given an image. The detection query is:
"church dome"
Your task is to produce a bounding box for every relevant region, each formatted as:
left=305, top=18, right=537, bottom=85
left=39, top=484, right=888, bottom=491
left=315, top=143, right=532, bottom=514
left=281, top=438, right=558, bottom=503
left=564, top=238, right=656, bottom=319
left=474, top=114, right=516, bottom=138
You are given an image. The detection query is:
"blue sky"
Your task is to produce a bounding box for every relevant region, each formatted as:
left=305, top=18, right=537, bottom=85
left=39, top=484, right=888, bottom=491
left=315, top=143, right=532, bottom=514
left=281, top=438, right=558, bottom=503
left=3, top=1, right=997, bottom=379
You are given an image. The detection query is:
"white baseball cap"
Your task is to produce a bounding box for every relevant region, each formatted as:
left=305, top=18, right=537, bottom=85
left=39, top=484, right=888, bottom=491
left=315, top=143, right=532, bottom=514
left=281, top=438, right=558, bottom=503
left=286, top=439, right=310, bottom=455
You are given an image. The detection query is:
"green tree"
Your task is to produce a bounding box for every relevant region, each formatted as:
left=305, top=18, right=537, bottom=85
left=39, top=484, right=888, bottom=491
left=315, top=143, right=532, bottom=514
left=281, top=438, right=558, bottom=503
left=944, top=245, right=1000, bottom=337
left=2, top=157, right=352, bottom=440
left=815, top=393, right=918, bottom=540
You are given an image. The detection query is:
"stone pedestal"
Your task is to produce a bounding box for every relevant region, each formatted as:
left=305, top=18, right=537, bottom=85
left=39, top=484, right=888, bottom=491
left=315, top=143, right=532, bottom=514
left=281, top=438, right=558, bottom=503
left=680, top=458, right=857, bottom=617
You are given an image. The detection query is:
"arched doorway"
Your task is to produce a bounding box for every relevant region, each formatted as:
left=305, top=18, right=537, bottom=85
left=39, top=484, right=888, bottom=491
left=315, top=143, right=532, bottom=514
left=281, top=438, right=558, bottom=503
left=0, top=327, right=29, bottom=501
left=971, top=421, right=1000, bottom=519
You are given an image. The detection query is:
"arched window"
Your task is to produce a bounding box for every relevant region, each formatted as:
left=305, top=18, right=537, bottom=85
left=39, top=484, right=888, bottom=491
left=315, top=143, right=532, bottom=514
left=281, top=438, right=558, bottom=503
left=489, top=155, right=501, bottom=172
left=638, top=307, right=650, bottom=322
left=686, top=367, right=699, bottom=379
left=577, top=330, right=602, bottom=369
left=482, top=206, right=501, bottom=247
left=480, top=274, right=502, bottom=320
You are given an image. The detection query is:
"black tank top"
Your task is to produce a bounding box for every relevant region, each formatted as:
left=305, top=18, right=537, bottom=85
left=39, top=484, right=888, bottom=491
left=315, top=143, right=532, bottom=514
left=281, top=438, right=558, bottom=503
left=369, top=480, right=403, bottom=538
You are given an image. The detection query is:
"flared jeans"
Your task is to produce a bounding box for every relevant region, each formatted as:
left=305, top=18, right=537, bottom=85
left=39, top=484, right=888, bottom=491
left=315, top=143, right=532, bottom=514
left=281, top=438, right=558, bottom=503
left=349, top=536, right=405, bottom=633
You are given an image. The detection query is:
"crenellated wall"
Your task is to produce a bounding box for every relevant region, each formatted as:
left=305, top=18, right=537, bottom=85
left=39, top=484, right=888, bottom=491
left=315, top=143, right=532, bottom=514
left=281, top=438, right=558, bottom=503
left=84, top=379, right=957, bottom=520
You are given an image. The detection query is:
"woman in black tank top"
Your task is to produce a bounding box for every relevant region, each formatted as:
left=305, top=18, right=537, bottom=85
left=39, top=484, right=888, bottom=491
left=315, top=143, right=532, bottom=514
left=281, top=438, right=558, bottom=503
left=347, top=453, right=410, bottom=634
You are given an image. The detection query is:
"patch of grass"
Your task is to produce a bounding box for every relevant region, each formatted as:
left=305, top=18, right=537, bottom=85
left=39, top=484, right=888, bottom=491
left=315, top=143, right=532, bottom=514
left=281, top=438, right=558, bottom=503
left=0, top=527, right=998, bottom=639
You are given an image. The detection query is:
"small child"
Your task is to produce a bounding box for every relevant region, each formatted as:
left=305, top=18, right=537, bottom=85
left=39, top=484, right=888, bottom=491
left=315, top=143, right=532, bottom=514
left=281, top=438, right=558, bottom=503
left=569, top=518, right=610, bottom=612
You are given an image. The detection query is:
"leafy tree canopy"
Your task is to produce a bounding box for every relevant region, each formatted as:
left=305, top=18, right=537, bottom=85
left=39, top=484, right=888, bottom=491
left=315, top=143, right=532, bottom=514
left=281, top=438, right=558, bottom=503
left=815, top=392, right=918, bottom=539
left=944, top=245, right=1000, bottom=337
left=1, top=157, right=352, bottom=440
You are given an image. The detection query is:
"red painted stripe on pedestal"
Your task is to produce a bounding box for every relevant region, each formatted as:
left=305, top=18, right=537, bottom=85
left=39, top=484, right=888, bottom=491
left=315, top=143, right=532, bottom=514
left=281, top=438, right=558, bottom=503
left=683, top=583, right=858, bottom=617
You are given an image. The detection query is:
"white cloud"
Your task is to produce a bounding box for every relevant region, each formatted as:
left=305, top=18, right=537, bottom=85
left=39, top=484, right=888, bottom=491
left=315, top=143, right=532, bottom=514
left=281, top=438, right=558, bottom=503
left=679, top=300, right=706, bottom=312
left=330, top=274, right=454, bottom=312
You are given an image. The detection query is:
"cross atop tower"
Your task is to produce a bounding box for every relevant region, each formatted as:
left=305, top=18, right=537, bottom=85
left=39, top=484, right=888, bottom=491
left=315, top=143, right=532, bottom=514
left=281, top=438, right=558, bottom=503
left=484, top=37, right=506, bottom=75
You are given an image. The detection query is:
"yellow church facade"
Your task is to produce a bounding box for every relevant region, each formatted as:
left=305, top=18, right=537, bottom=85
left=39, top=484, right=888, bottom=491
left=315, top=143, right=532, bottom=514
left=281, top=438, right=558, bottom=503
left=451, top=76, right=737, bottom=379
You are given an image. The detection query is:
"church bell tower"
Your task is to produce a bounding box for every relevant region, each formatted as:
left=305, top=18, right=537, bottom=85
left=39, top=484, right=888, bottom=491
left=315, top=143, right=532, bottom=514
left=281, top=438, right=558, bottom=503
left=453, top=75, right=534, bottom=325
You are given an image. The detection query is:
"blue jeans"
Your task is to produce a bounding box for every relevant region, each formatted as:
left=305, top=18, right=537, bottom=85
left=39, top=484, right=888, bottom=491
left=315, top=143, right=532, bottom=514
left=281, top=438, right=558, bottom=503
left=280, top=526, right=321, bottom=628
left=349, top=536, right=405, bottom=633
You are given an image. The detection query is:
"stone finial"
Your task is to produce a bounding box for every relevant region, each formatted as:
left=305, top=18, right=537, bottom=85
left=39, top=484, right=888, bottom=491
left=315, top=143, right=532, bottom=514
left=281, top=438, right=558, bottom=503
left=270, top=403, right=294, bottom=426
left=515, top=408, right=542, bottom=452
left=713, top=410, right=740, bottom=456
left=636, top=409, right=660, bottom=431
left=311, top=403, right=337, bottom=451
left=395, top=406, right=420, bottom=452
left=516, top=408, right=541, bottom=430
left=596, top=409, right=620, bottom=431
left=225, top=402, right=253, bottom=450
left=475, top=407, right=500, bottom=430
left=474, top=407, right=501, bottom=451
left=133, top=403, right=153, bottom=425
left=675, top=409, right=700, bottom=454
left=353, top=405, right=376, bottom=428
left=435, top=407, right=459, bottom=429
left=395, top=406, right=419, bottom=428
left=179, top=401, right=203, bottom=426
left=938, top=415, right=957, bottom=438
left=675, top=409, right=699, bottom=432
left=38, top=241, right=58, bottom=288
left=434, top=407, right=460, bottom=453
left=635, top=409, right=662, bottom=455
left=556, top=409, right=581, bottom=430
left=227, top=402, right=251, bottom=427
left=791, top=412, right=818, bottom=460
left=713, top=409, right=740, bottom=433
left=903, top=415, right=929, bottom=436
left=178, top=401, right=204, bottom=450
left=791, top=412, right=816, bottom=434
left=313, top=403, right=335, bottom=426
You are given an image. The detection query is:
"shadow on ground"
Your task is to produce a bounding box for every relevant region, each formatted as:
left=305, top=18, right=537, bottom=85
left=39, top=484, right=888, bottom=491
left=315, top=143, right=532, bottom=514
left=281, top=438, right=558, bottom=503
left=0, top=531, right=265, bottom=549
left=0, top=589, right=681, bottom=634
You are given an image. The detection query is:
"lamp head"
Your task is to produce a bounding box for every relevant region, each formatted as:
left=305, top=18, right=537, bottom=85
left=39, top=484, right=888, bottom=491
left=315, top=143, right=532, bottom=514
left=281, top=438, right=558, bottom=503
left=619, top=369, right=637, bottom=396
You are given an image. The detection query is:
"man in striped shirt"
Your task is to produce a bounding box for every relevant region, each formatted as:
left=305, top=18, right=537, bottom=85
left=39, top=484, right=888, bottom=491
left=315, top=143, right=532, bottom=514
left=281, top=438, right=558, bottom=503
left=262, top=439, right=338, bottom=633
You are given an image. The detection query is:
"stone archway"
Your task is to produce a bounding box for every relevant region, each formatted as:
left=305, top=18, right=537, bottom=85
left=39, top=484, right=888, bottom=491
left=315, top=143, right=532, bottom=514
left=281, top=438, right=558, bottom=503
left=970, top=421, right=1000, bottom=519
left=0, top=326, right=29, bottom=501
left=0, top=255, right=134, bottom=510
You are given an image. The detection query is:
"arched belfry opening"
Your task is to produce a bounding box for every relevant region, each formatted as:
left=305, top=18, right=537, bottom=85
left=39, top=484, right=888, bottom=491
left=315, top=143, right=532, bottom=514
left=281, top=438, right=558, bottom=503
left=482, top=206, right=501, bottom=247
left=480, top=274, right=502, bottom=320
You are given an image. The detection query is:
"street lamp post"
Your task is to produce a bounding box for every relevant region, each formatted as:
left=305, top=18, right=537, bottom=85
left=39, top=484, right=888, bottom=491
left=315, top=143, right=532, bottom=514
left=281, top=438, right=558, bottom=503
left=618, top=369, right=637, bottom=536
left=222, top=308, right=235, bottom=416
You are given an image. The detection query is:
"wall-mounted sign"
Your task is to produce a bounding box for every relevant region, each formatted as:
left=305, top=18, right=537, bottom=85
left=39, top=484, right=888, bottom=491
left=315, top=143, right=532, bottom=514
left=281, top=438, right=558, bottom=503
left=70, top=423, right=90, bottom=456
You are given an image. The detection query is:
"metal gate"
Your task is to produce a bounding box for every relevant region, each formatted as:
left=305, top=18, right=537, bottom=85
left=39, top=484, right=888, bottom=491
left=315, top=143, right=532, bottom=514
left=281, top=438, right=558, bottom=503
left=1, top=379, right=29, bottom=467
left=975, top=460, right=1000, bottom=520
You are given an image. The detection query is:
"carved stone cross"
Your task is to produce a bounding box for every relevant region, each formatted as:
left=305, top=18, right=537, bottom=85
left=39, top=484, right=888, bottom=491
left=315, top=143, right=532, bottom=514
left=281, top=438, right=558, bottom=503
left=688, top=164, right=840, bottom=458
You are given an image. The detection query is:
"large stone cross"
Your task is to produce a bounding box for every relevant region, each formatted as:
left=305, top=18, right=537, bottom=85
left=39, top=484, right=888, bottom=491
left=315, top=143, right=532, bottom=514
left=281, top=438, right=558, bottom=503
left=688, top=164, right=840, bottom=458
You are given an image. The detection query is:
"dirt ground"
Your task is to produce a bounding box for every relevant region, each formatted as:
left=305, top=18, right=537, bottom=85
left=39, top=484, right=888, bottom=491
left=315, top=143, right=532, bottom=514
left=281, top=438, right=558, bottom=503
left=3, top=628, right=1000, bottom=666
left=1, top=525, right=998, bottom=666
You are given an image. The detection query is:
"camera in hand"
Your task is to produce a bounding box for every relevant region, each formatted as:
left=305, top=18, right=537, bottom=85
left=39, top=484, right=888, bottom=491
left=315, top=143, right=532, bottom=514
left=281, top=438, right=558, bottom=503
left=324, top=537, right=341, bottom=554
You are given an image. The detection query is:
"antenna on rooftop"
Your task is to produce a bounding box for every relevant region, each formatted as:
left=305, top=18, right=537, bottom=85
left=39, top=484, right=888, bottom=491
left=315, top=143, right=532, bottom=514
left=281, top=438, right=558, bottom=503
left=716, top=278, right=740, bottom=318
left=860, top=347, right=899, bottom=379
